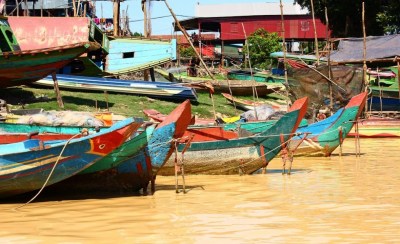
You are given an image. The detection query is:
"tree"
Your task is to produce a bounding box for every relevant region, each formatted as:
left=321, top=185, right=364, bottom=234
left=132, top=32, right=143, bottom=37
left=293, top=0, right=399, bottom=37
left=179, top=46, right=196, bottom=58
left=242, top=28, right=282, bottom=70
left=376, top=1, right=400, bottom=34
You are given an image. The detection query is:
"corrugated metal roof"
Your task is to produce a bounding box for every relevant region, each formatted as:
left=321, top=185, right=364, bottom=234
left=195, top=3, right=309, bottom=18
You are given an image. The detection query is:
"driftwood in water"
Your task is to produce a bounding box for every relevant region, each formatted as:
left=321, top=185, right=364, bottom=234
left=287, top=65, right=364, bottom=118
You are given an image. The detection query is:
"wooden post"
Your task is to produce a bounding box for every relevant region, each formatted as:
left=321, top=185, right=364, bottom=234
left=310, top=0, right=320, bottom=65
left=15, top=0, right=19, bottom=16
left=51, top=72, right=64, bottom=109
left=221, top=40, right=224, bottom=67
left=113, top=0, right=120, bottom=37
left=72, top=0, right=76, bottom=17
left=143, top=0, right=148, bottom=37
left=150, top=67, right=155, bottom=82
left=83, top=2, right=86, bottom=17
left=279, top=0, right=290, bottom=110
left=143, top=0, right=150, bottom=81
left=24, top=0, right=28, bottom=16
left=3, top=0, right=6, bottom=16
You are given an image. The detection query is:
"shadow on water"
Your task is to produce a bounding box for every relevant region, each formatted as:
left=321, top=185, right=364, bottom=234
left=0, top=183, right=206, bottom=204
left=329, top=152, right=366, bottom=157
left=253, top=168, right=312, bottom=174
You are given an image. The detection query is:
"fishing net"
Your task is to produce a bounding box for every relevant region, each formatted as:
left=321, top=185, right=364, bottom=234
left=16, top=111, right=105, bottom=127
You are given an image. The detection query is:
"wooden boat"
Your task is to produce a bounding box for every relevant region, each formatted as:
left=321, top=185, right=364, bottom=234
left=288, top=92, right=368, bottom=156
left=157, top=68, right=278, bottom=96
left=368, top=80, right=400, bottom=111
left=61, top=37, right=177, bottom=76
left=47, top=100, right=193, bottom=193
left=226, top=69, right=286, bottom=90
left=157, top=97, right=308, bottom=175
left=0, top=118, right=137, bottom=198
left=8, top=16, right=176, bottom=77
left=0, top=17, right=94, bottom=88
left=33, top=74, right=198, bottom=101
left=348, top=116, right=400, bottom=138
left=221, top=93, right=286, bottom=111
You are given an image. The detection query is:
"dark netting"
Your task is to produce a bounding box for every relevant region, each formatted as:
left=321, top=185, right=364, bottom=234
left=286, top=65, right=364, bottom=119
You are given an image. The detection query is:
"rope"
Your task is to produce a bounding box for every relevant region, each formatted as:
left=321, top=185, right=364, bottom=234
left=14, top=132, right=84, bottom=210
left=220, top=135, right=296, bottom=173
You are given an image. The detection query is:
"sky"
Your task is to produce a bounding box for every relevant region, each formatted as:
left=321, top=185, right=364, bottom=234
left=95, top=0, right=295, bottom=35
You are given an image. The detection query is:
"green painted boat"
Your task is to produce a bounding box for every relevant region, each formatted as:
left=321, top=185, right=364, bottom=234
left=157, top=97, right=308, bottom=175
left=227, top=69, right=286, bottom=85
left=288, top=92, right=368, bottom=156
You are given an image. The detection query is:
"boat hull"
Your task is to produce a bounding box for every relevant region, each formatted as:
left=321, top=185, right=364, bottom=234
left=0, top=43, right=91, bottom=88
left=0, top=119, right=136, bottom=198
left=158, top=97, right=308, bottom=175
left=289, top=92, right=367, bottom=156
left=34, top=74, right=198, bottom=101
left=48, top=100, right=192, bottom=193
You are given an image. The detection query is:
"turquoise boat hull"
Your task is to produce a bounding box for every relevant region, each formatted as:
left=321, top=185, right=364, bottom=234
left=0, top=118, right=136, bottom=198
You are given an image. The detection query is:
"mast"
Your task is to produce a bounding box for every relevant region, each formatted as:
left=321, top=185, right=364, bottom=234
left=279, top=0, right=290, bottom=110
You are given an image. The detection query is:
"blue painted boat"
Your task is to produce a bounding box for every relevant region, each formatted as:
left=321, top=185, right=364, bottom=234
left=368, top=95, right=400, bottom=112
left=59, top=38, right=176, bottom=76
left=33, top=74, right=198, bottom=101
left=289, top=92, right=368, bottom=156
left=0, top=118, right=137, bottom=198
left=47, top=100, right=193, bottom=193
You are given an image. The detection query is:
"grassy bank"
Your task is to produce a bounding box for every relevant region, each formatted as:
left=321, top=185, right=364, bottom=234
left=0, top=86, right=284, bottom=119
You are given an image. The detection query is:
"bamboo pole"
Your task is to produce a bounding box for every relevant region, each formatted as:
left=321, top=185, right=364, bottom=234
left=362, top=2, right=368, bottom=117
left=310, top=0, right=320, bottom=65
left=325, top=7, right=333, bottom=114
left=279, top=0, right=290, bottom=110
left=241, top=22, right=258, bottom=120
left=164, top=0, right=217, bottom=119
left=164, top=0, right=215, bottom=80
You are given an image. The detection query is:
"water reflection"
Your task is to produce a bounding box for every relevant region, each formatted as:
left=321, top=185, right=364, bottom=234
left=1, top=138, right=399, bottom=243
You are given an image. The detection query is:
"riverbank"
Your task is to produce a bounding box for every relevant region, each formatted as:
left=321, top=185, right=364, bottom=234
left=0, top=85, right=285, bottom=120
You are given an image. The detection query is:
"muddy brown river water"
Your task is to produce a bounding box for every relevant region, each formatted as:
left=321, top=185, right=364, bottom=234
left=1, top=138, right=399, bottom=243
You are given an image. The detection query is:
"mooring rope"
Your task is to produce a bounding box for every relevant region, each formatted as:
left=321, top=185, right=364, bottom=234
left=14, top=132, right=85, bottom=210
